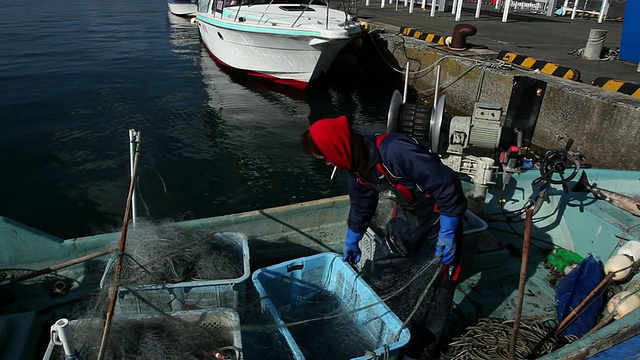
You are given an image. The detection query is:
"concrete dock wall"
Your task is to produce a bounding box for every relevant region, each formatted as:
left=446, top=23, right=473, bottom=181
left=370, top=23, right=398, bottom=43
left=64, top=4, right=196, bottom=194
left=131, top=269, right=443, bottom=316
left=375, top=33, right=640, bottom=170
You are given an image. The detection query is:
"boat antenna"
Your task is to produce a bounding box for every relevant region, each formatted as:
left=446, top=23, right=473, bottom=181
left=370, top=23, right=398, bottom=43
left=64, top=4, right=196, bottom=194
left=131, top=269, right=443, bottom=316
left=96, top=129, right=142, bottom=360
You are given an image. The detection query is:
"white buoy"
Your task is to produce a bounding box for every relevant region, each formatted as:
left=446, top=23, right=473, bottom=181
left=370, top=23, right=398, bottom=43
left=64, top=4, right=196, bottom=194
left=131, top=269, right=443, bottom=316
left=604, top=254, right=634, bottom=281
left=617, top=240, right=640, bottom=261
left=607, top=290, right=640, bottom=319
left=190, top=17, right=198, bottom=25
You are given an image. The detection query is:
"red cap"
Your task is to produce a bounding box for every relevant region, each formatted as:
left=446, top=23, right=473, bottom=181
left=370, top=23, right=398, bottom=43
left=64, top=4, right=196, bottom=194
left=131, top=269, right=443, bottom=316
left=308, top=116, right=352, bottom=170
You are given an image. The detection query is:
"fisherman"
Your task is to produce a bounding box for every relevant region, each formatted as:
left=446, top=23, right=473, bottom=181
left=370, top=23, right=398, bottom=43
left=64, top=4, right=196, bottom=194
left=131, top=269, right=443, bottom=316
left=301, top=115, right=468, bottom=360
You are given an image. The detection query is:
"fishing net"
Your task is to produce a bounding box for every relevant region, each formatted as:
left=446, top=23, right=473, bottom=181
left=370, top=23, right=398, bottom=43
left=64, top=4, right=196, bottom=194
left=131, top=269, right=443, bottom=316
left=113, top=222, right=245, bottom=285
left=52, top=309, right=241, bottom=360
left=47, top=221, right=248, bottom=360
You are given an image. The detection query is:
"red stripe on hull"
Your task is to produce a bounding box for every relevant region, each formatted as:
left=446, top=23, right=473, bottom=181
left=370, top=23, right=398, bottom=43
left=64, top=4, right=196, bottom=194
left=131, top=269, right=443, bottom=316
left=202, top=44, right=309, bottom=90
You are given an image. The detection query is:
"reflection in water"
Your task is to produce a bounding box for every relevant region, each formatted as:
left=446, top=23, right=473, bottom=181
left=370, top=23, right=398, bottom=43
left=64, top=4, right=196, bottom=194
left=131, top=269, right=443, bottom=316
left=0, top=1, right=395, bottom=239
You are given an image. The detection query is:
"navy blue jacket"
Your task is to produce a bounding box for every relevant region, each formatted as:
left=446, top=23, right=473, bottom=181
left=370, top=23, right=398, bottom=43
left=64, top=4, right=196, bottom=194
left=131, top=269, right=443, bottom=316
left=347, top=133, right=467, bottom=234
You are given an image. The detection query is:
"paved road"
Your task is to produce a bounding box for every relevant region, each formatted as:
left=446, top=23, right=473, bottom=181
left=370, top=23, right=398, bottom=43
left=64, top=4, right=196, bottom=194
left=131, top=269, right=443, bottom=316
left=354, top=1, right=639, bottom=85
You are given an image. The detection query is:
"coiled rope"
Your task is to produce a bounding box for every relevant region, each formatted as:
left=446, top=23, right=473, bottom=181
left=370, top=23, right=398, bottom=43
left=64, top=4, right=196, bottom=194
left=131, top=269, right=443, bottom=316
left=441, top=318, right=577, bottom=360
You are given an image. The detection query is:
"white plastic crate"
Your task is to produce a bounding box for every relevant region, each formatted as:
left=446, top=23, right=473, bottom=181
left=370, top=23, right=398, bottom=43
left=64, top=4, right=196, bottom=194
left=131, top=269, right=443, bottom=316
left=110, top=232, right=250, bottom=315
left=64, top=308, right=243, bottom=359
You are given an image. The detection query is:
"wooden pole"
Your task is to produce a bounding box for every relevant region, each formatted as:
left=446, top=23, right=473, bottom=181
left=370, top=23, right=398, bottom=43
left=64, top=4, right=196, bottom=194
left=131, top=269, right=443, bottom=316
left=0, top=247, right=117, bottom=287
left=581, top=312, right=615, bottom=338
left=555, top=272, right=615, bottom=334
left=97, top=133, right=141, bottom=360
left=508, top=208, right=533, bottom=360
left=555, top=258, right=639, bottom=335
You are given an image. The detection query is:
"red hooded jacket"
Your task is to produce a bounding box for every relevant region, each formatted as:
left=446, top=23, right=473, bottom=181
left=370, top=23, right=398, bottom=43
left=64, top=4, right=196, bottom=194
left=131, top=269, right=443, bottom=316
left=308, top=116, right=352, bottom=170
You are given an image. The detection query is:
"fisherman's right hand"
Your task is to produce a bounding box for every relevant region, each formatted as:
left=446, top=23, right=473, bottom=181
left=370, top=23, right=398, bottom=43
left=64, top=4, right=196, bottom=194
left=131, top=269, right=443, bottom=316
left=343, top=228, right=363, bottom=264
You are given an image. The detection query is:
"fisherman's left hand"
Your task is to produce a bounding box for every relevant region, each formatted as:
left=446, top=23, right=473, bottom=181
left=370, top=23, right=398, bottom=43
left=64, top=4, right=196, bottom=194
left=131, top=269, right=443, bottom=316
left=436, top=214, right=460, bottom=265
left=343, top=228, right=363, bottom=264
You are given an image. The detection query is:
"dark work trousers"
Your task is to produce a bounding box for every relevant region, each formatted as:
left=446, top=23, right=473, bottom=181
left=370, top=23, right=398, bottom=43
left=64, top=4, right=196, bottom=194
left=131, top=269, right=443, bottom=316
left=371, top=204, right=462, bottom=359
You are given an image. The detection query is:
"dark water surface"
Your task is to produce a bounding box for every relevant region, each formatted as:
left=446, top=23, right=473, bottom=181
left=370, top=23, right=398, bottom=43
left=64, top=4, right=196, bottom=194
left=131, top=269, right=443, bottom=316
left=0, top=0, right=396, bottom=239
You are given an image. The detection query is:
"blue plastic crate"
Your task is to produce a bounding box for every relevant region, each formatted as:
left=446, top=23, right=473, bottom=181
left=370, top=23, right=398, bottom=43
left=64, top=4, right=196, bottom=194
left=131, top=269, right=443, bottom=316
left=252, top=252, right=410, bottom=360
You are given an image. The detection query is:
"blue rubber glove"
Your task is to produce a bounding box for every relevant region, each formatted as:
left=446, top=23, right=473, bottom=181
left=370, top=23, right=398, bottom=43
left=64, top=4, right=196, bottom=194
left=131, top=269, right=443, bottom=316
left=343, top=228, right=363, bottom=264
left=436, top=214, right=460, bottom=265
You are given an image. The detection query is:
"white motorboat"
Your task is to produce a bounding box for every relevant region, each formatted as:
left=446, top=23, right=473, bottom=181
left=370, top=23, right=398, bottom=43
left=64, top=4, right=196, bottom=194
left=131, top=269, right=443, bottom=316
left=196, top=0, right=361, bottom=89
left=168, top=0, right=198, bottom=17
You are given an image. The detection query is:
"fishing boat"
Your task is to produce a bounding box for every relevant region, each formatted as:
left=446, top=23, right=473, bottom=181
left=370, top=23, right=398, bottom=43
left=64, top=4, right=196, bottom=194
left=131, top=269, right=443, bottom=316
left=195, top=0, right=362, bottom=89
left=168, top=0, right=198, bottom=17
left=2, top=162, right=639, bottom=359
left=2, top=87, right=640, bottom=359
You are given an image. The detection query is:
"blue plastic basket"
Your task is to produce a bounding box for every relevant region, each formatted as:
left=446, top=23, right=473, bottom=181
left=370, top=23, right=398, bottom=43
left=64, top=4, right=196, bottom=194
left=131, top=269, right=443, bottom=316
left=252, top=252, right=410, bottom=360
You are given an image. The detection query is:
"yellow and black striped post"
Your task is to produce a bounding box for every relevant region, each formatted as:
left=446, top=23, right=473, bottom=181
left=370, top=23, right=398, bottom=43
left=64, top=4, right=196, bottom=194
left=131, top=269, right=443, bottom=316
left=592, top=77, right=640, bottom=98
left=399, top=27, right=446, bottom=45
left=497, top=50, right=581, bottom=81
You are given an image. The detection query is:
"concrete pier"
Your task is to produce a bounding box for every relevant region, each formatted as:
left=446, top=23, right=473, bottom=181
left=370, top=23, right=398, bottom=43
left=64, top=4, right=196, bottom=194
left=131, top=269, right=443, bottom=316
left=353, top=2, right=640, bottom=170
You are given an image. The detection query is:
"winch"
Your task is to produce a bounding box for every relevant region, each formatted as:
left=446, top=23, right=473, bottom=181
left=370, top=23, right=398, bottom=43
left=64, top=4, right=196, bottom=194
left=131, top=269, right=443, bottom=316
left=385, top=74, right=584, bottom=200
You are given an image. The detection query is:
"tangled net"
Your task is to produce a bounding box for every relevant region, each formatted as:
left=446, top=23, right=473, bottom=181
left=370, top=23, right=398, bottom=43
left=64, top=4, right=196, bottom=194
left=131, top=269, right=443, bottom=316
left=53, top=310, right=240, bottom=360
left=115, top=224, right=245, bottom=285
left=440, top=318, right=578, bottom=360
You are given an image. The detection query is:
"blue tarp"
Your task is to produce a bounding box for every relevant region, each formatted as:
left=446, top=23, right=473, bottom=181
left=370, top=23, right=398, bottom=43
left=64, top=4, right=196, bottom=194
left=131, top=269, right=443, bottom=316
left=556, top=254, right=605, bottom=338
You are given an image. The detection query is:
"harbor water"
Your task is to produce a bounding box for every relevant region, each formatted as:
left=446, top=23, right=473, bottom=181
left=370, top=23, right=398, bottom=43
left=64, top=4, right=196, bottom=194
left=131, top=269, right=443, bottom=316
left=0, top=0, right=396, bottom=240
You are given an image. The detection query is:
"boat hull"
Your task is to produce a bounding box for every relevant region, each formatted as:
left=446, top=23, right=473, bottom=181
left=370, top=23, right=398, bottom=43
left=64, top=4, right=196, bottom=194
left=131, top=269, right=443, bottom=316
left=168, top=0, right=197, bottom=17
left=197, top=9, right=359, bottom=88
left=4, top=170, right=639, bottom=359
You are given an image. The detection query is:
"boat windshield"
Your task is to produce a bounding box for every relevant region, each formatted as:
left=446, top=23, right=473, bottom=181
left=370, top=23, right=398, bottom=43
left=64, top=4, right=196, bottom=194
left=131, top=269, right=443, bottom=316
left=199, top=0, right=329, bottom=13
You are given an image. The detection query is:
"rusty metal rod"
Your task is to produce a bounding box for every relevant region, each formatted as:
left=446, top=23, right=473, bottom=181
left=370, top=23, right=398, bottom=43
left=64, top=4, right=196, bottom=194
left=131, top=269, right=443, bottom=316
left=97, top=132, right=141, bottom=360
left=0, top=247, right=117, bottom=288
left=508, top=208, right=533, bottom=360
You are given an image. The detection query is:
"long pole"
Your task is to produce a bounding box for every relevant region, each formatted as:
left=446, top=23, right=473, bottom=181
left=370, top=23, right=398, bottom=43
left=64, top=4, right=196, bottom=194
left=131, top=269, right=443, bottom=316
left=97, top=131, right=142, bottom=360
left=434, top=65, right=441, bottom=107
left=502, top=0, right=512, bottom=22
left=129, top=129, right=139, bottom=226
left=403, top=62, right=410, bottom=104
left=597, top=0, right=607, bottom=23
left=581, top=312, right=615, bottom=338
left=0, top=247, right=117, bottom=288
left=508, top=208, right=533, bottom=360
left=455, top=0, right=463, bottom=21
left=555, top=272, right=615, bottom=334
